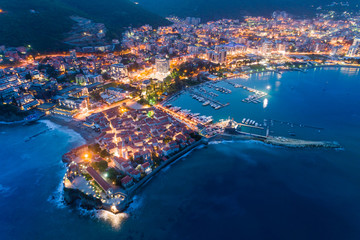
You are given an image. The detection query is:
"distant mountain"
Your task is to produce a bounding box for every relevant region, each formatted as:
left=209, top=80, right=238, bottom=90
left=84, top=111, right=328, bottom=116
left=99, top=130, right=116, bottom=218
left=136, top=0, right=358, bottom=20
left=0, top=0, right=169, bottom=52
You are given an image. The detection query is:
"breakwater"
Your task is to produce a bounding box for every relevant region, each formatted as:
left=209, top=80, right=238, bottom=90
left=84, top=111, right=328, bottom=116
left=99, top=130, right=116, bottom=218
left=220, top=133, right=341, bottom=149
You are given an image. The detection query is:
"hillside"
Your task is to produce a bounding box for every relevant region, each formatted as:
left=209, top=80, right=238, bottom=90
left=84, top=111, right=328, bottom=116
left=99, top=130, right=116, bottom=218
left=0, top=0, right=169, bottom=52
left=136, top=0, right=358, bottom=20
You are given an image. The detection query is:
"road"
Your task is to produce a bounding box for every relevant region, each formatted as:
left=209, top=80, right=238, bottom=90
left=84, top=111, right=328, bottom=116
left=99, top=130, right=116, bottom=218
left=74, top=98, right=142, bottom=120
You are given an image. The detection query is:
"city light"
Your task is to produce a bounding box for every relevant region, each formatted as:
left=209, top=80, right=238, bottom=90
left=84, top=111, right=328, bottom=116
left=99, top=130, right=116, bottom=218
left=2, top=4, right=358, bottom=225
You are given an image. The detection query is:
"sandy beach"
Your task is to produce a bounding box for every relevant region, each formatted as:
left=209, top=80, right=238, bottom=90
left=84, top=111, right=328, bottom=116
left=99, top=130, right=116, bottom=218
left=45, top=115, right=100, bottom=143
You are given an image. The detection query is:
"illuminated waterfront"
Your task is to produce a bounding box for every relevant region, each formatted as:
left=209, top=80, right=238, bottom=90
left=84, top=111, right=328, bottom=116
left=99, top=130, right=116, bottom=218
left=171, top=67, right=360, bottom=141
left=1, top=67, right=360, bottom=239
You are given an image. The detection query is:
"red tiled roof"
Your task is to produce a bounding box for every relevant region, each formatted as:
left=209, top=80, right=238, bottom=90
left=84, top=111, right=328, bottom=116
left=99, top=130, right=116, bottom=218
left=142, top=162, right=150, bottom=168
left=86, top=166, right=112, bottom=192
left=130, top=170, right=140, bottom=176
left=121, top=175, right=133, bottom=185
left=113, top=156, right=126, bottom=165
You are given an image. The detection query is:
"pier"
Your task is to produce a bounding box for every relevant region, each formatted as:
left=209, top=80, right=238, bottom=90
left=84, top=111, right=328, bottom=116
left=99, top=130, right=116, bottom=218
left=206, top=83, right=232, bottom=94
left=198, top=87, right=218, bottom=97
left=217, top=119, right=341, bottom=149
left=223, top=79, right=268, bottom=104
left=187, top=88, right=229, bottom=109
left=223, top=79, right=243, bottom=88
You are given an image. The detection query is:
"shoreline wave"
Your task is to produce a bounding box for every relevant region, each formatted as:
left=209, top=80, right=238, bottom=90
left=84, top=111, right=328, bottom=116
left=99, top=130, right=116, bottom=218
left=47, top=174, right=67, bottom=209
left=40, top=119, right=86, bottom=145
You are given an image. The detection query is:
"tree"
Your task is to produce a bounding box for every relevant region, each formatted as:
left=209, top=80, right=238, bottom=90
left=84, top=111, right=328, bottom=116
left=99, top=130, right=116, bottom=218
left=102, top=72, right=111, bottom=80
left=100, top=149, right=110, bottom=158
left=190, top=132, right=202, bottom=141
left=135, top=156, right=144, bottom=165
left=106, top=168, right=119, bottom=182
left=92, top=160, right=108, bottom=172
left=88, top=143, right=101, bottom=153
left=25, top=73, right=32, bottom=80
left=164, top=75, right=172, bottom=85
left=12, top=96, right=18, bottom=106
left=152, top=152, right=162, bottom=167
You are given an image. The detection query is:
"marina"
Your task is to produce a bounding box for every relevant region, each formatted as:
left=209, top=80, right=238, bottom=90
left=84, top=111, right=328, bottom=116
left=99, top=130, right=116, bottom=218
left=167, top=69, right=354, bottom=143
left=187, top=88, right=229, bottom=110
left=198, top=87, right=218, bottom=97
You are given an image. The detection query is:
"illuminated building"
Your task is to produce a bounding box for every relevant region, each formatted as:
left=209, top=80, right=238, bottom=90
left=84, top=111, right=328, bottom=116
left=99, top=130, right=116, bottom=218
left=155, top=57, right=170, bottom=74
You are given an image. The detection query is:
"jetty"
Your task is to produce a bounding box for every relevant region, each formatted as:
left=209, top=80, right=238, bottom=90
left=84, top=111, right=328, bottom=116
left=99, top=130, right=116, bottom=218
left=198, top=87, right=218, bottom=97
left=24, top=128, right=53, bottom=142
left=223, top=79, right=268, bottom=104
left=264, top=136, right=340, bottom=148
left=218, top=119, right=341, bottom=149
left=187, top=89, right=229, bottom=109
left=206, top=83, right=232, bottom=94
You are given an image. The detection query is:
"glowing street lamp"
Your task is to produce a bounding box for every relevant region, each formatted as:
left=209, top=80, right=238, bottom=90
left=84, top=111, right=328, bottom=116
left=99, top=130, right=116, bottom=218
left=111, top=204, right=118, bottom=213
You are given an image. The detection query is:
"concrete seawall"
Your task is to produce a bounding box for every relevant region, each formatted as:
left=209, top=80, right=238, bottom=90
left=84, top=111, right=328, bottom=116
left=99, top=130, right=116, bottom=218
left=127, top=139, right=205, bottom=198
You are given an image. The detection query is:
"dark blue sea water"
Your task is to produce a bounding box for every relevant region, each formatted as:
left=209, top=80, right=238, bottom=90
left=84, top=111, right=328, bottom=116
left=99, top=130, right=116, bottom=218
left=1, top=67, right=360, bottom=240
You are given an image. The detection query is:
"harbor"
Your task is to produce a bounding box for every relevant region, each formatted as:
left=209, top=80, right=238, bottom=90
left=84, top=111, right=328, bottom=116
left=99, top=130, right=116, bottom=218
left=166, top=70, right=346, bottom=144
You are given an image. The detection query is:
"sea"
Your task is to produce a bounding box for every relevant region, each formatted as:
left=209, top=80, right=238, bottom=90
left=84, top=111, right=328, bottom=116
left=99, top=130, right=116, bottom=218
left=0, top=67, right=360, bottom=240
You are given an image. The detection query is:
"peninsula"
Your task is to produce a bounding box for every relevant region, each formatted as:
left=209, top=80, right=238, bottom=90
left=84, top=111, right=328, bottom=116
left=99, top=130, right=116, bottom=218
left=61, top=105, right=341, bottom=213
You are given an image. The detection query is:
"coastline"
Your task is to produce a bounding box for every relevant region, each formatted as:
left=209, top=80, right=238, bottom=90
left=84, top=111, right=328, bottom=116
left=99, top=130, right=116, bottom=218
left=63, top=130, right=341, bottom=214
left=44, top=115, right=100, bottom=144
left=127, top=139, right=205, bottom=197
left=0, top=119, right=26, bottom=125
left=62, top=138, right=205, bottom=213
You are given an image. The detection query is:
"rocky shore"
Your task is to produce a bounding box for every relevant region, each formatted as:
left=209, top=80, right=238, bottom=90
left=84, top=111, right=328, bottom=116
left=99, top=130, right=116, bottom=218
left=63, top=187, right=102, bottom=210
